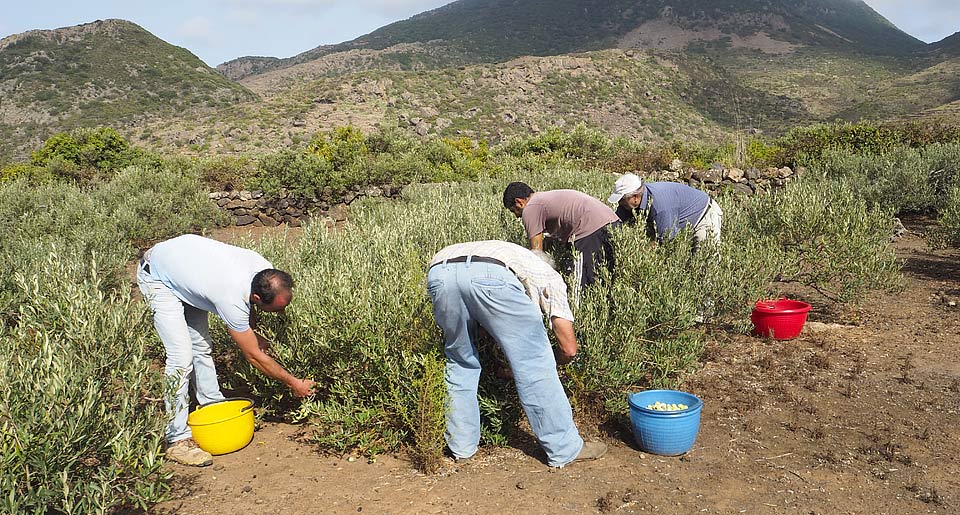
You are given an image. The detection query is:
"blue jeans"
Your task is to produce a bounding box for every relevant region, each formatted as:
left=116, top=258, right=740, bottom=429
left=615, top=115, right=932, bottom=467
left=137, top=260, right=224, bottom=444
left=427, top=259, right=584, bottom=467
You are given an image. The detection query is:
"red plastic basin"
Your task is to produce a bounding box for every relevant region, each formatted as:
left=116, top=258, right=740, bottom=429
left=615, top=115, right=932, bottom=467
left=751, top=298, right=811, bottom=340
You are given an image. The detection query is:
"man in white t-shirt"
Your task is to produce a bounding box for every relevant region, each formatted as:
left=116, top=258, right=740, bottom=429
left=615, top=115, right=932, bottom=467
left=137, top=234, right=316, bottom=466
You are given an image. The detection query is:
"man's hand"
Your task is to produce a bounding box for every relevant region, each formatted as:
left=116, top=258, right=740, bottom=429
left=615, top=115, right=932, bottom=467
left=291, top=378, right=316, bottom=398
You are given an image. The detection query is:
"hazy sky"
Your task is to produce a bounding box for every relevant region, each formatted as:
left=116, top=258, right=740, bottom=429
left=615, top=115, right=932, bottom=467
left=1, top=1, right=957, bottom=67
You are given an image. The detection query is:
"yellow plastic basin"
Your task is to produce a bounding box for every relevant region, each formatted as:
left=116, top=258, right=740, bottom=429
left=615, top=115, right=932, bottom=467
left=187, top=398, right=255, bottom=455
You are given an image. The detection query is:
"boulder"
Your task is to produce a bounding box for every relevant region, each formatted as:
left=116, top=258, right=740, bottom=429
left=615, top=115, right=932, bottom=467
left=733, top=183, right=754, bottom=195
left=328, top=203, right=349, bottom=222
left=235, top=215, right=256, bottom=226
left=257, top=213, right=279, bottom=227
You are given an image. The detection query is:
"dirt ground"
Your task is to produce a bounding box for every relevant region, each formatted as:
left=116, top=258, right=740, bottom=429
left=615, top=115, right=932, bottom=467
left=146, top=221, right=960, bottom=515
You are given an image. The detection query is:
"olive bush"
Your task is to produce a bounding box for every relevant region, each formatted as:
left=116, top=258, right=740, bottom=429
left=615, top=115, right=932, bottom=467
left=228, top=164, right=900, bottom=470
left=0, top=163, right=225, bottom=512
left=929, top=184, right=960, bottom=249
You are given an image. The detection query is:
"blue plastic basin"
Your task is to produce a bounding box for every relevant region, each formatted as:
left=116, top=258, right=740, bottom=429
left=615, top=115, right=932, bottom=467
left=627, top=389, right=703, bottom=456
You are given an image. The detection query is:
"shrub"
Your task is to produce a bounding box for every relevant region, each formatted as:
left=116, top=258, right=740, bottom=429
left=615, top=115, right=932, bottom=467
left=223, top=163, right=900, bottom=470
left=0, top=161, right=225, bottom=512
left=0, top=249, right=169, bottom=514
left=30, top=127, right=142, bottom=182
left=805, top=143, right=960, bottom=216
left=738, top=177, right=902, bottom=302
left=929, top=184, right=960, bottom=249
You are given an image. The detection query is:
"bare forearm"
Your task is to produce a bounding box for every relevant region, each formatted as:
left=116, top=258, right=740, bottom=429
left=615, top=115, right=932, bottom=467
left=551, top=317, right=577, bottom=365
left=530, top=233, right=544, bottom=251
left=244, top=350, right=297, bottom=387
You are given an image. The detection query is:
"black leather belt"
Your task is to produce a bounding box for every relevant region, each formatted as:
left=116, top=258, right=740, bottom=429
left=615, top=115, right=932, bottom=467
left=430, top=255, right=507, bottom=269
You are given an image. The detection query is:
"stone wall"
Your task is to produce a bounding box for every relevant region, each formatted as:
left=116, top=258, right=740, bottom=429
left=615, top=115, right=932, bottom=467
left=650, top=160, right=803, bottom=196
left=209, top=184, right=402, bottom=228
left=209, top=165, right=801, bottom=227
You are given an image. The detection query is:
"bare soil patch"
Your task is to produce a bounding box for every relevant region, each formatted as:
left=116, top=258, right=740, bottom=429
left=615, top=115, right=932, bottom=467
left=144, top=229, right=960, bottom=515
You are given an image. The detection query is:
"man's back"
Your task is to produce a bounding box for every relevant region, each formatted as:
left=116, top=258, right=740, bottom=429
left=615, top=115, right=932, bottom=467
left=522, top=190, right=618, bottom=243
left=148, top=234, right=271, bottom=331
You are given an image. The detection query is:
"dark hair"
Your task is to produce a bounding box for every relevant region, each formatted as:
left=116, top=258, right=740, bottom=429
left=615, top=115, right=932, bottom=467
left=502, top=182, right=534, bottom=208
left=252, top=269, right=294, bottom=304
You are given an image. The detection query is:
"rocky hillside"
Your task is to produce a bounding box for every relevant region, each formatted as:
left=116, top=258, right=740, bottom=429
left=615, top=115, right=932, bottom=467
left=0, top=19, right=256, bottom=162
left=219, top=0, right=926, bottom=80
left=932, top=32, right=960, bottom=58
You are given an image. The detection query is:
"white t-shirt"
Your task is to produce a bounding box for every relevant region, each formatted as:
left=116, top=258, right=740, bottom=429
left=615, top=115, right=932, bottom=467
left=148, top=234, right=272, bottom=332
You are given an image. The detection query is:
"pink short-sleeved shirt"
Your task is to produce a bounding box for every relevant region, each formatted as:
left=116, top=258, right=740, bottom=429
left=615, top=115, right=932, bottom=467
left=521, top=190, right=619, bottom=243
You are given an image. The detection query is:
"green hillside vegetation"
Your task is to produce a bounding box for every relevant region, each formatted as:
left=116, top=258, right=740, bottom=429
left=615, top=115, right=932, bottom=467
left=834, top=56, right=960, bottom=121
left=0, top=19, right=256, bottom=162
left=12, top=123, right=955, bottom=510
left=931, top=32, right=960, bottom=57
left=139, top=49, right=817, bottom=157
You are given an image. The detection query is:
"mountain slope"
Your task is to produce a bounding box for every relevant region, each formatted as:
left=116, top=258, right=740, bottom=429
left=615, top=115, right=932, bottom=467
left=219, top=0, right=926, bottom=80
left=0, top=19, right=256, bottom=162
left=931, top=32, right=960, bottom=58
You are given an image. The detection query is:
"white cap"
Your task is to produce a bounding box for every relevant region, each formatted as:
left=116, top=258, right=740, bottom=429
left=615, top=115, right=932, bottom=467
left=607, top=173, right=643, bottom=204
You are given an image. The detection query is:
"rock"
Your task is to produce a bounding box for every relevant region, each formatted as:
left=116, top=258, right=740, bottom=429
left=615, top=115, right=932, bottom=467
left=225, top=199, right=243, bottom=209
left=240, top=199, right=258, bottom=209
left=436, top=117, right=452, bottom=130
left=502, top=111, right=517, bottom=123
left=892, top=217, right=907, bottom=238
left=670, top=159, right=683, bottom=172
left=363, top=186, right=382, bottom=197
left=328, top=204, right=349, bottom=222
left=208, top=192, right=222, bottom=200
left=239, top=190, right=252, bottom=201
left=251, top=190, right=264, bottom=199
left=415, top=122, right=431, bottom=137
left=216, top=198, right=231, bottom=207
left=733, top=183, right=754, bottom=196
left=242, top=485, right=253, bottom=493
left=692, top=169, right=722, bottom=184
left=235, top=215, right=256, bottom=226
left=746, top=168, right=760, bottom=180
left=727, top=168, right=745, bottom=182
left=464, top=107, right=481, bottom=119
left=284, top=215, right=302, bottom=227
left=343, top=191, right=357, bottom=204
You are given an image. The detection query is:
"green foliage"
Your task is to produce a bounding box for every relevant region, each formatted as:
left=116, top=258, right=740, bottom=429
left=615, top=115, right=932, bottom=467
left=929, top=184, right=960, bottom=249
left=308, top=126, right=368, bottom=172
left=0, top=163, right=52, bottom=185
left=0, top=251, right=169, bottom=514
left=29, top=127, right=142, bottom=182
left=224, top=162, right=900, bottom=467
left=805, top=143, right=960, bottom=216
left=500, top=124, right=613, bottom=160
left=738, top=178, right=902, bottom=302
left=0, top=161, right=225, bottom=512
left=253, top=126, right=496, bottom=195
left=777, top=122, right=960, bottom=167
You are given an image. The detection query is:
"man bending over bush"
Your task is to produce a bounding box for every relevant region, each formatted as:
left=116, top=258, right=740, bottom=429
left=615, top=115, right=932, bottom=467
left=503, top=181, right=620, bottom=288
left=608, top=172, right=722, bottom=250
left=426, top=240, right=607, bottom=467
left=137, top=234, right=316, bottom=466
